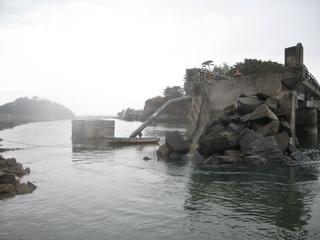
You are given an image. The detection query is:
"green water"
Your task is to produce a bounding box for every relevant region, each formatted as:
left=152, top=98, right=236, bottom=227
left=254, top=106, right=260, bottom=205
left=0, top=120, right=319, bottom=240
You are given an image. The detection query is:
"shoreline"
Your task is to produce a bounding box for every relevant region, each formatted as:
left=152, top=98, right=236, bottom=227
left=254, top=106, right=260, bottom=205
left=0, top=154, right=37, bottom=198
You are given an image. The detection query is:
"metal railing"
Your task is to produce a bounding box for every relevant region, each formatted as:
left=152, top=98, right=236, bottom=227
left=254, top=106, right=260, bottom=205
left=303, top=64, right=320, bottom=90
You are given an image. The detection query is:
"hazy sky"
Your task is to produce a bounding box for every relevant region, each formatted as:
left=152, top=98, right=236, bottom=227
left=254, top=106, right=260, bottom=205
left=0, top=0, right=319, bottom=115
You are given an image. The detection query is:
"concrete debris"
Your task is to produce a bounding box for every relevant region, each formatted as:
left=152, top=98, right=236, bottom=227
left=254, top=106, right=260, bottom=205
left=236, top=96, right=260, bottom=115
left=196, top=93, right=310, bottom=168
left=165, top=131, right=190, bottom=154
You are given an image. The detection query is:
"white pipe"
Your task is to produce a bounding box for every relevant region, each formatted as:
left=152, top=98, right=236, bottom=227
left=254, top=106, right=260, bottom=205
left=129, top=96, right=191, bottom=138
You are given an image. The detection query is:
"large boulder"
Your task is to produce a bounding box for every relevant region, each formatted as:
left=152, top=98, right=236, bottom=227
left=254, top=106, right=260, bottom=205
left=224, top=149, right=243, bottom=163
left=238, top=128, right=261, bottom=154
left=240, top=104, right=278, bottom=122
left=236, top=96, right=261, bottom=115
left=15, top=182, right=37, bottom=195
left=0, top=157, right=30, bottom=177
left=273, top=131, right=290, bottom=153
left=244, top=155, right=268, bottom=166
left=0, top=170, right=16, bottom=184
left=279, top=120, right=292, bottom=137
left=198, top=130, right=238, bottom=155
left=256, top=120, right=280, bottom=136
left=157, top=143, right=171, bottom=158
left=264, top=97, right=279, bottom=111
left=0, top=183, right=15, bottom=196
left=165, top=131, right=189, bottom=154
left=0, top=156, right=36, bottom=197
left=239, top=128, right=283, bottom=161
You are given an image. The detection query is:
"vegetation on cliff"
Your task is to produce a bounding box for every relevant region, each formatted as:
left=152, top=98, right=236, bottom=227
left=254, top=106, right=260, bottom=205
left=0, top=97, right=74, bottom=129
left=227, top=59, right=284, bottom=76
left=118, top=86, right=190, bottom=122
left=201, top=59, right=283, bottom=76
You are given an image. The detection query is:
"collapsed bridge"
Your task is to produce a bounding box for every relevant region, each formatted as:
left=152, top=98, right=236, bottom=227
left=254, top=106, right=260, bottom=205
left=185, top=43, right=320, bottom=145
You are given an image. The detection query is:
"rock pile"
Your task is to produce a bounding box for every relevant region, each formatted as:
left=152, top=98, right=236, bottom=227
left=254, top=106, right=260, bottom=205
left=198, top=94, right=310, bottom=167
left=0, top=156, right=36, bottom=197
left=157, top=131, right=190, bottom=159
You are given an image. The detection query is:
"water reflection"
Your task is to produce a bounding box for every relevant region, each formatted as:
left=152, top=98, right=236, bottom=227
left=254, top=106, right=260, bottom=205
left=184, top=165, right=318, bottom=239
left=298, top=134, right=320, bottom=148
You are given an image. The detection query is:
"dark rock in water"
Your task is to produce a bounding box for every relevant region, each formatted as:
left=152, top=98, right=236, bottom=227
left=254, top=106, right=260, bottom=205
left=244, top=155, right=268, bottom=166
left=224, top=149, right=243, bottom=163
left=0, top=170, right=15, bottom=184
left=239, top=128, right=283, bottom=161
left=202, top=155, right=218, bottom=166
left=273, top=131, right=290, bottom=153
left=168, top=152, right=184, bottom=160
left=279, top=120, right=292, bottom=137
left=0, top=183, right=15, bottom=196
left=0, top=156, right=36, bottom=197
left=212, top=155, right=235, bottom=165
left=288, top=144, right=297, bottom=154
left=256, top=120, right=279, bottom=136
left=264, top=97, right=278, bottom=111
left=248, top=136, right=283, bottom=162
left=198, top=131, right=238, bottom=155
left=15, top=181, right=37, bottom=195
left=199, top=124, right=224, bottom=143
left=157, top=143, right=171, bottom=158
left=240, top=104, right=278, bottom=122
left=291, top=151, right=311, bottom=162
left=0, top=157, right=30, bottom=177
left=238, top=128, right=262, bottom=154
left=143, top=156, right=151, bottom=161
left=165, top=131, right=189, bottom=154
left=236, top=96, right=260, bottom=115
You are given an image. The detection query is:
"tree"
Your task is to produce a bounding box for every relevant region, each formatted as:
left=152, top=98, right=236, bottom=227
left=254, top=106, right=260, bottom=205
left=201, top=60, right=214, bottom=71
left=163, top=86, right=184, bottom=98
left=226, top=59, right=283, bottom=76
left=213, top=63, right=231, bottom=75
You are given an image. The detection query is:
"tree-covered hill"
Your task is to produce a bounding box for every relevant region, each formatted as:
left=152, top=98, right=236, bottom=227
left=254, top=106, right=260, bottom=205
left=0, top=97, right=74, bottom=129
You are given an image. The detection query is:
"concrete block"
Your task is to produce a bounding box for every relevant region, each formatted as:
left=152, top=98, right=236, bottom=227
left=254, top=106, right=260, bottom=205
left=72, top=119, right=115, bottom=141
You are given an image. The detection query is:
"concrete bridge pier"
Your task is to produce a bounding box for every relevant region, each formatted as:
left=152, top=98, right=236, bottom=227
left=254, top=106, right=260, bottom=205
left=296, top=106, right=318, bottom=136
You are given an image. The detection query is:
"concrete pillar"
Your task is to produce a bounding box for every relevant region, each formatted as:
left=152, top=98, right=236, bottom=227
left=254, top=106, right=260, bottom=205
left=285, top=43, right=303, bottom=67
left=277, top=90, right=297, bottom=145
left=290, top=91, right=297, bottom=144
left=296, top=107, right=318, bottom=135
left=72, top=119, right=115, bottom=141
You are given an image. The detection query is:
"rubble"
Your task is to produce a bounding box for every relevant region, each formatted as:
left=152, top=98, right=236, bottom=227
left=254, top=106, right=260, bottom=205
left=157, top=131, right=190, bottom=159
left=165, top=131, right=190, bottom=154
left=196, top=93, right=310, bottom=167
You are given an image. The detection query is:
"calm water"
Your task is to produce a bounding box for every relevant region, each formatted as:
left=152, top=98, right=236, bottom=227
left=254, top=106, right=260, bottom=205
left=1, top=120, right=320, bottom=240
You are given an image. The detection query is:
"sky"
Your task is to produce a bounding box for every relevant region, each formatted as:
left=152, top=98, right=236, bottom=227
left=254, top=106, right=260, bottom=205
left=0, top=0, right=319, bottom=115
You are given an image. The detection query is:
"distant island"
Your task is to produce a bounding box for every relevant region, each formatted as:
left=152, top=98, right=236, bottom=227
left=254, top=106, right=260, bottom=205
left=0, top=97, right=75, bottom=130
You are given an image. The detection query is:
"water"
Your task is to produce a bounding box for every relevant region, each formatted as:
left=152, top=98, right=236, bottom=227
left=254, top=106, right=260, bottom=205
left=0, top=120, right=320, bottom=240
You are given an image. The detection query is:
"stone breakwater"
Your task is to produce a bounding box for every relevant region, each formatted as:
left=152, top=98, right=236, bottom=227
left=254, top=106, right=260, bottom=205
left=0, top=155, right=36, bottom=198
left=158, top=93, right=311, bottom=167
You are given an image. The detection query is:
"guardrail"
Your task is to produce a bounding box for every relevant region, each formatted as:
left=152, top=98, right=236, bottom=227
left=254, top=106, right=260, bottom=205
left=303, top=64, right=320, bottom=90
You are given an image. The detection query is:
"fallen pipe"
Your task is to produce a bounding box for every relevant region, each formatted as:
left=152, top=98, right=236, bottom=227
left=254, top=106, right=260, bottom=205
left=129, top=96, right=192, bottom=138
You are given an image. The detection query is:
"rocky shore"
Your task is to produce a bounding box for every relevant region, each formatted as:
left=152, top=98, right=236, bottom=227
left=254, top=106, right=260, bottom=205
left=0, top=155, right=36, bottom=197
left=158, top=93, right=311, bottom=167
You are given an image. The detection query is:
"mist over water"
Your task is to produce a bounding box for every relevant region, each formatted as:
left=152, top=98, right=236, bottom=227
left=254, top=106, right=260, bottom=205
left=0, top=120, right=320, bottom=240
